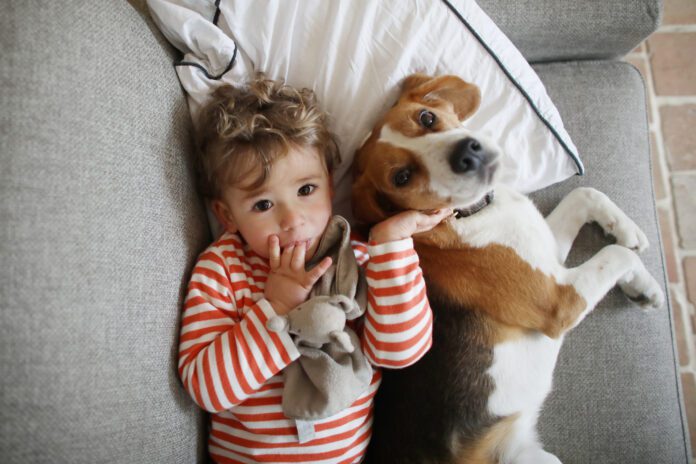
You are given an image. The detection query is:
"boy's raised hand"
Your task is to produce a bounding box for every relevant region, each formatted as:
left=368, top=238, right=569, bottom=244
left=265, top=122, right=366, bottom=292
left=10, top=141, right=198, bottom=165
left=264, top=235, right=333, bottom=316
left=369, top=208, right=454, bottom=244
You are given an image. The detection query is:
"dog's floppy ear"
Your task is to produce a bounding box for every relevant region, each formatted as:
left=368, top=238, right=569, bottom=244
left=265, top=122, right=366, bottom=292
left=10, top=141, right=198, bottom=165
left=401, top=73, right=434, bottom=93
left=402, top=74, right=481, bottom=122
left=351, top=168, right=388, bottom=227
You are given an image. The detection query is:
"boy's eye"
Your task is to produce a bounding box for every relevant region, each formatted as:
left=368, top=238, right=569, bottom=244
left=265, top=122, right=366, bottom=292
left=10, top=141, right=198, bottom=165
left=253, top=200, right=273, bottom=211
left=298, top=184, right=316, bottom=196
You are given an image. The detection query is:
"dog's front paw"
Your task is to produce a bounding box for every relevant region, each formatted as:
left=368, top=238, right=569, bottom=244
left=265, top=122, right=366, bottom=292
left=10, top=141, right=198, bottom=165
left=619, top=270, right=665, bottom=311
left=608, top=218, right=649, bottom=253
left=587, top=189, right=649, bottom=252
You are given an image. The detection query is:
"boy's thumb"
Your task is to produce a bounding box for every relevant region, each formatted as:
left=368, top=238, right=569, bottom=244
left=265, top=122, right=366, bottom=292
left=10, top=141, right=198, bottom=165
left=308, top=256, right=332, bottom=283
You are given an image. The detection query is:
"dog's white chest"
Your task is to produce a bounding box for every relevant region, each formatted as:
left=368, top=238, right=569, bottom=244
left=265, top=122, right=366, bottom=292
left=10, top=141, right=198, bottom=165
left=450, top=186, right=562, bottom=276
left=486, top=334, right=563, bottom=418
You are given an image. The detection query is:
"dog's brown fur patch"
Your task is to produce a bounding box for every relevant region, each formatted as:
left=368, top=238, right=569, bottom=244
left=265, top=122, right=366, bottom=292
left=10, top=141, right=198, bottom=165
left=415, top=223, right=587, bottom=339
left=454, top=414, right=520, bottom=464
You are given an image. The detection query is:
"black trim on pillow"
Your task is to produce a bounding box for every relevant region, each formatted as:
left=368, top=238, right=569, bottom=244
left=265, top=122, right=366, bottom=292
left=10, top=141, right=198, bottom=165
left=173, top=0, right=236, bottom=81
left=213, top=0, right=221, bottom=26
left=441, top=0, right=584, bottom=175
left=174, top=45, right=237, bottom=80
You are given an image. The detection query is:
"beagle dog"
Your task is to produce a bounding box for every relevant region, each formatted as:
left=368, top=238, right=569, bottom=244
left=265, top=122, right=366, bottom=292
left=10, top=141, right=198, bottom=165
left=352, top=74, right=664, bottom=464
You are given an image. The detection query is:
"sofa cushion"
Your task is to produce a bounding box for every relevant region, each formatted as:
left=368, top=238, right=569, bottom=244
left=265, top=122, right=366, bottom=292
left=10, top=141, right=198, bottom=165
left=530, top=60, right=691, bottom=463
left=477, top=0, right=662, bottom=62
left=0, top=2, right=210, bottom=462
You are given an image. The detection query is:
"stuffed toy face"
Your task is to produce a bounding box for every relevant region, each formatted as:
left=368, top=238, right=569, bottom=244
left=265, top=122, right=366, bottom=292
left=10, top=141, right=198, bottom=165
left=267, top=295, right=358, bottom=352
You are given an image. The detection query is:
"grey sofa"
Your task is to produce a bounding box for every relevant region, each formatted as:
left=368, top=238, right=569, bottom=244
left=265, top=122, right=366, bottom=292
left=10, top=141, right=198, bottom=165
left=0, top=1, right=690, bottom=463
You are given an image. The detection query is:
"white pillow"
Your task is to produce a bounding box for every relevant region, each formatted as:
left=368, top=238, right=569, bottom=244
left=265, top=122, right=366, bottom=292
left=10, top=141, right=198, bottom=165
left=148, top=0, right=583, bottom=223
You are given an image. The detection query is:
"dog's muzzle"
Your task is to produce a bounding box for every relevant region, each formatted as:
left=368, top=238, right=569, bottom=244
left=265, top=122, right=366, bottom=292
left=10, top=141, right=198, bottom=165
left=449, top=137, right=497, bottom=175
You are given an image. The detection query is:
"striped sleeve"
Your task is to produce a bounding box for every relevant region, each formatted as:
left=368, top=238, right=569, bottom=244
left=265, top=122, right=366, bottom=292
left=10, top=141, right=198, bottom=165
left=178, top=248, right=301, bottom=413
left=359, top=237, right=433, bottom=369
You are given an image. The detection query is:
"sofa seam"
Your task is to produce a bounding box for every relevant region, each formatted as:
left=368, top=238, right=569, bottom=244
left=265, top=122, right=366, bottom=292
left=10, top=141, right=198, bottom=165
left=635, top=58, right=693, bottom=461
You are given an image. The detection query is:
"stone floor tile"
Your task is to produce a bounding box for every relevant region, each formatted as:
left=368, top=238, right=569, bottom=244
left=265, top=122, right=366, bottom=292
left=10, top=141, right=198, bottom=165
left=672, top=175, right=696, bottom=249
left=672, top=290, right=690, bottom=366
left=658, top=207, right=681, bottom=283
left=663, top=0, right=696, bottom=25
left=680, top=373, right=696, bottom=455
left=651, top=133, right=666, bottom=200
left=661, top=105, right=696, bottom=171
left=648, top=33, right=696, bottom=96
left=685, top=257, right=696, bottom=308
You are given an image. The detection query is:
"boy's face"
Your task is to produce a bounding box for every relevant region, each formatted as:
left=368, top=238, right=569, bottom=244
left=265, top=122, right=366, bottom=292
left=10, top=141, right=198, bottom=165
left=213, top=146, right=334, bottom=262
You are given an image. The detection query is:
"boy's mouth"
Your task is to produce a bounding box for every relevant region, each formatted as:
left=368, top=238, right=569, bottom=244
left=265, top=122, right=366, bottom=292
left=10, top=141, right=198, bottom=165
left=281, top=238, right=312, bottom=248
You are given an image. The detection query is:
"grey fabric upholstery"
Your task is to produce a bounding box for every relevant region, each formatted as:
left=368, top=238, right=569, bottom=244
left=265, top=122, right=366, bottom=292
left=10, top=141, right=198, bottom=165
left=477, top=0, right=662, bottom=62
left=530, top=61, right=691, bottom=463
left=0, top=1, right=689, bottom=463
left=1, top=2, right=209, bottom=463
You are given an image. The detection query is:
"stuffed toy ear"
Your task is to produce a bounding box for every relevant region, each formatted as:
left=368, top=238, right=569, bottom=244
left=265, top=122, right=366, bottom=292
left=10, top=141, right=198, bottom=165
left=266, top=315, right=289, bottom=333
left=329, top=295, right=362, bottom=321
left=330, top=331, right=355, bottom=353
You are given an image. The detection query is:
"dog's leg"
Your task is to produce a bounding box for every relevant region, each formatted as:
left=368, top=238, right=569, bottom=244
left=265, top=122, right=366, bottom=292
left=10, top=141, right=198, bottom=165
left=562, top=244, right=664, bottom=328
left=546, top=188, right=649, bottom=263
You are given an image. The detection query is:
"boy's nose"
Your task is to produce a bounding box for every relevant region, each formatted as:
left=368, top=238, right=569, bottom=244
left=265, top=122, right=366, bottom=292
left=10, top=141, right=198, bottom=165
left=279, top=206, right=304, bottom=231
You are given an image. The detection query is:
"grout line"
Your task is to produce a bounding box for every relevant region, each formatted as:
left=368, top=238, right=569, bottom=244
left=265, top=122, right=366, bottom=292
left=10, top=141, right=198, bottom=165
left=656, top=96, right=696, bottom=105
left=658, top=24, right=696, bottom=33
left=672, top=284, right=696, bottom=374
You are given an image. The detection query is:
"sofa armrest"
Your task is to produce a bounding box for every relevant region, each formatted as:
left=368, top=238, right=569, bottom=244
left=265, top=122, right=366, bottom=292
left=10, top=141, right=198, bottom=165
left=476, top=0, right=662, bottom=63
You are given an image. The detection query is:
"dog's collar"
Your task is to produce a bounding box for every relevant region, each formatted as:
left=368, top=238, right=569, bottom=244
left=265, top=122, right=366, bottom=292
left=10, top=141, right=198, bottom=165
left=453, top=191, right=495, bottom=219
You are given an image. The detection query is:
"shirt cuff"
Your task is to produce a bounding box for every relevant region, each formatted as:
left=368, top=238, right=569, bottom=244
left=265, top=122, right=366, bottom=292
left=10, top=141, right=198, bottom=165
left=251, top=298, right=301, bottom=362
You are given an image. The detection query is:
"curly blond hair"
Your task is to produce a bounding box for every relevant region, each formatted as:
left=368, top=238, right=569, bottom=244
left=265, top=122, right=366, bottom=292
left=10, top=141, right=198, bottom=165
left=194, top=74, right=340, bottom=198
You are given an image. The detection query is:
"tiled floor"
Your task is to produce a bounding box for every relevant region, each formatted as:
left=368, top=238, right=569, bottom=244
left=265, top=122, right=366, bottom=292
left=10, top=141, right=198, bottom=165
left=624, top=0, right=696, bottom=460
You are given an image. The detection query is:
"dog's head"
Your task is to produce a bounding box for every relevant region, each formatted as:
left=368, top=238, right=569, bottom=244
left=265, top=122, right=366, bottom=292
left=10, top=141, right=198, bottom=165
left=352, top=74, right=501, bottom=226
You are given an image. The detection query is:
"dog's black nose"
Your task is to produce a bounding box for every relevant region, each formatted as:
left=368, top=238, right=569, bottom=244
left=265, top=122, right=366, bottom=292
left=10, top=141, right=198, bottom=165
left=450, top=137, right=486, bottom=174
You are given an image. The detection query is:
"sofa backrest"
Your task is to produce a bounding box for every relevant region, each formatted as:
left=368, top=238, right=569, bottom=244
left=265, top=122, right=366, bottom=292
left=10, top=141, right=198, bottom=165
left=1, top=2, right=209, bottom=462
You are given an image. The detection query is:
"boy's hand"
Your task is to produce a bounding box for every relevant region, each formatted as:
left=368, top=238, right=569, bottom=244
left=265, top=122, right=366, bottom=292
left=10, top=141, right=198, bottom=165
left=264, top=235, right=332, bottom=316
left=369, top=208, right=454, bottom=243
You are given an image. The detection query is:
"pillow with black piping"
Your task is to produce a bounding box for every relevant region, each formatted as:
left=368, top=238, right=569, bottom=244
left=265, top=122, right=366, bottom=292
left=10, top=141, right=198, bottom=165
left=148, top=0, right=583, bottom=224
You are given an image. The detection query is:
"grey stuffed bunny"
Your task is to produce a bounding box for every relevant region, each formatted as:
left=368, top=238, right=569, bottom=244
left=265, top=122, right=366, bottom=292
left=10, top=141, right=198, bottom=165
left=260, top=215, right=372, bottom=436
left=267, top=294, right=361, bottom=352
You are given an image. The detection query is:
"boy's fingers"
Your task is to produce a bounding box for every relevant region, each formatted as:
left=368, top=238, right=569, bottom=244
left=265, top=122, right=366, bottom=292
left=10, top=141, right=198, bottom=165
left=268, top=235, right=281, bottom=268
left=291, top=241, right=306, bottom=271
left=306, top=257, right=332, bottom=285
left=280, top=243, right=295, bottom=269
left=415, top=208, right=454, bottom=231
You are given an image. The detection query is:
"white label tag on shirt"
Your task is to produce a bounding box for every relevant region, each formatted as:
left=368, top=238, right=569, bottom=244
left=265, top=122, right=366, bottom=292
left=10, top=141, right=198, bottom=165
left=295, top=419, right=316, bottom=444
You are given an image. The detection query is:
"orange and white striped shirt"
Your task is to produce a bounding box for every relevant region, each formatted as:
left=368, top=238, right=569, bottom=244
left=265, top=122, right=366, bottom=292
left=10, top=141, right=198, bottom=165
left=179, top=231, right=433, bottom=464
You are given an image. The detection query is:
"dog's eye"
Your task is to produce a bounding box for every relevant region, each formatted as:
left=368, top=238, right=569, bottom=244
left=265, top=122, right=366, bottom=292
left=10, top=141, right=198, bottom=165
left=419, top=110, right=436, bottom=128
left=393, top=168, right=411, bottom=187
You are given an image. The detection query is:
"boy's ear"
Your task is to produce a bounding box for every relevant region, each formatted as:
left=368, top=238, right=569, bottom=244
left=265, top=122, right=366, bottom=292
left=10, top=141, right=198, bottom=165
left=211, top=199, right=238, bottom=233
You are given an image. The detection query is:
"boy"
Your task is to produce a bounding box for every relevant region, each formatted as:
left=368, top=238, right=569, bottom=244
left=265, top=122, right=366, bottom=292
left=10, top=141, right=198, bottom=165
left=180, top=74, right=451, bottom=463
